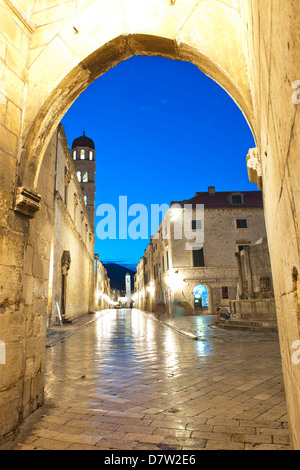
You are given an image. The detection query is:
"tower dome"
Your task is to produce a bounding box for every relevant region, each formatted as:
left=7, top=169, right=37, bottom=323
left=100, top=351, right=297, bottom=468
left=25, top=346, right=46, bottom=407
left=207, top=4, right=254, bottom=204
left=72, top=130, right=95, bottom=150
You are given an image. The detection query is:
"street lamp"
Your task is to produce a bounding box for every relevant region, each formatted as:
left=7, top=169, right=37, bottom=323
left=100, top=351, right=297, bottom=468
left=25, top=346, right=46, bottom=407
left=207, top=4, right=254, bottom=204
left=165, top=271, right=184, bottom=291
left=147, top=282, right=155, bottom=297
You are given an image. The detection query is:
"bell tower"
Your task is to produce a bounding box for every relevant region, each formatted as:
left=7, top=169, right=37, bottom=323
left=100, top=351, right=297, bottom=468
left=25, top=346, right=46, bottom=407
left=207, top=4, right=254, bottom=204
left=71, top=130, right=96, bottom=228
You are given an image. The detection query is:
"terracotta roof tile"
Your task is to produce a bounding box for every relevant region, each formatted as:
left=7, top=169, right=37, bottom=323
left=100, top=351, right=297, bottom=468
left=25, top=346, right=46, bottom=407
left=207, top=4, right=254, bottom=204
left=171, top=190, right=263, bottom=209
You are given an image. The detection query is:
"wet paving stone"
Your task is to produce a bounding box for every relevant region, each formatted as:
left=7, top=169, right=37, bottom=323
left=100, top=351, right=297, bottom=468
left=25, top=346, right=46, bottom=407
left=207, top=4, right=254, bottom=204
left=8, top=309, right=290, bottom=450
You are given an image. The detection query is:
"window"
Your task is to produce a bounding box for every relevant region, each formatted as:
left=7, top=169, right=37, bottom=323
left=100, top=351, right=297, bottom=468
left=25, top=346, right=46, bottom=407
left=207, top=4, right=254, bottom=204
left=83, top=195, right=87, bottom=205
left=236, top=219, right=248, bottom=229
left=80, top=149, right=85, bottom=160
left=238, top=245, right=249, bottom=252
left=192, top=220, right=202, bottom=230
left=222, top=286, right=229, bottom=299
left=82, top=171, right=88, bottom=182
left=166, top=251, right=169, bottom=271
left=193, top=247, right=205, bottom=267
left=89, top=151, right=93, bottom=160
left=76, top=171, right=81, bottom=182
left=162, top=255, right=165, bottom=273
left=73, top=150, right=76, bottom=160
left=231, top=194, right=243, bottom=204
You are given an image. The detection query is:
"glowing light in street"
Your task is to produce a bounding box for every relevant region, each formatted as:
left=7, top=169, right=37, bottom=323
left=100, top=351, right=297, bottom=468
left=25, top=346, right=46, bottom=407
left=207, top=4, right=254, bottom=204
left=147, top=282, right=155, bottom=297
left=164, top=271, right=184, bottom=291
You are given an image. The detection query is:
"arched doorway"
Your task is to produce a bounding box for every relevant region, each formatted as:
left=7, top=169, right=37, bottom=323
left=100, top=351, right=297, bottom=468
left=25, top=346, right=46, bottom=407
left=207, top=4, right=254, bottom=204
left=193, top=285, right=209, bottom=311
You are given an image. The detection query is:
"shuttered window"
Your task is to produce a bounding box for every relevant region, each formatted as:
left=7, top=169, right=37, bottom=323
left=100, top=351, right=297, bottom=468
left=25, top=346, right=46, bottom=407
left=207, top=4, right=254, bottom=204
left=193, top=248, right=205, bottom=267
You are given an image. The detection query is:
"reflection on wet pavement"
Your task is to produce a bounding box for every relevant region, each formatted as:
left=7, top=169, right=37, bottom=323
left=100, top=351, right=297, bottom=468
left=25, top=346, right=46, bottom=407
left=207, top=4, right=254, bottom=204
left=11, top=309, right=290, bottom=450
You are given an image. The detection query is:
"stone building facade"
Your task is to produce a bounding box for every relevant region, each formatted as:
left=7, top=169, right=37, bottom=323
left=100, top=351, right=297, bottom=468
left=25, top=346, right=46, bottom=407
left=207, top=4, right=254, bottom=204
left=94, top=255, right=113, bottom=310
left=46, top=124, right=95, bottom=323
left=135, top=188, right=267, bottom=316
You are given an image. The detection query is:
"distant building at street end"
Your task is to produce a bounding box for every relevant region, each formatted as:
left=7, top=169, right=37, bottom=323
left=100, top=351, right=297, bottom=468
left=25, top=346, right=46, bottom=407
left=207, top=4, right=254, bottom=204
left=135, top=187, right=267, bottom=316
left=125, top=273, right=131, bottom=307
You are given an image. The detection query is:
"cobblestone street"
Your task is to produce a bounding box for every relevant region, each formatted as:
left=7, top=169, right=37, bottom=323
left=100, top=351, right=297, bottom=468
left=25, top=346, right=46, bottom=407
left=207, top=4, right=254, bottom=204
left=9, top=309, right=290, bottom=451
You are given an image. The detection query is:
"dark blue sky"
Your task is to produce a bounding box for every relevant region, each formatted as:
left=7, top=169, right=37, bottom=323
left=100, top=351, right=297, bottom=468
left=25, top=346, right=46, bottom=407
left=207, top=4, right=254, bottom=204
left=62, top=56, right=256, bottom=268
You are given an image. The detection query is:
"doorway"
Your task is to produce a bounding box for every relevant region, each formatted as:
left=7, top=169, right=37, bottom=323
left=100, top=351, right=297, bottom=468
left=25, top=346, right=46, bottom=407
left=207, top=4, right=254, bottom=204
left=193, top=285, right=209, bottom=311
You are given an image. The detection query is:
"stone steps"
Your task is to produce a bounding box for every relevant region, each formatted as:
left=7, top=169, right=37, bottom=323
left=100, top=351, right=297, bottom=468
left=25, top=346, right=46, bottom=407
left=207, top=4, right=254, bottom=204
left=218, top=318, right=278, bottom=333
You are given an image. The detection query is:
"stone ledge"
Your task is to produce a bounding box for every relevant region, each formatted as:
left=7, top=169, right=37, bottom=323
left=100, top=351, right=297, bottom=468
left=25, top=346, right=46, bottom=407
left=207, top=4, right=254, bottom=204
left=14, top=186, right=41, bottom=218
left=217, top=318, right=278, bottom=333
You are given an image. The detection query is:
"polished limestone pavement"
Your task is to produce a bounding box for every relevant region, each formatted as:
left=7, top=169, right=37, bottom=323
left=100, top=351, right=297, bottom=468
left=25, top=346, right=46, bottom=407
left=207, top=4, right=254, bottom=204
left=8, top=309, right=290, bottom=450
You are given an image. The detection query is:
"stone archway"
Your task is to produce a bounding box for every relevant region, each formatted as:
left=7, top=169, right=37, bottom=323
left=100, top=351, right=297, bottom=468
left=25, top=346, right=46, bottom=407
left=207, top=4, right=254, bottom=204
left=18, top=40, right=253, bottom=196
left=0, top=0, right=300, bottom=449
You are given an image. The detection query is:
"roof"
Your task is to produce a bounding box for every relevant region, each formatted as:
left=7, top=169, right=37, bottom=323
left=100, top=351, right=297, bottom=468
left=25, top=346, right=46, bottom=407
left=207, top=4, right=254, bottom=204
left=72, top=131, right=95, bottom=150
left=170, top=190, right=263, bottom=209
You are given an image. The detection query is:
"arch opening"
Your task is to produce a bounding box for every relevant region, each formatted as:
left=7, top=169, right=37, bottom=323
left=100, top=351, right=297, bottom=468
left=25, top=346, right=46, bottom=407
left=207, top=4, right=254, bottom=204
left=17, top=33, right=255, bottom=196
left=193, top=284, right=209, bottom=311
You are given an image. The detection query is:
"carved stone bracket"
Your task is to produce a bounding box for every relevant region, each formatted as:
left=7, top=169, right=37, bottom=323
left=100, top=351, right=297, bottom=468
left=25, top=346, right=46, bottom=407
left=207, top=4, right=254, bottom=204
left=65, top=168, right=71, bottom=186
left=247, top=148, right=262, bottom=189
left=14, top=186, right=41, bottom=219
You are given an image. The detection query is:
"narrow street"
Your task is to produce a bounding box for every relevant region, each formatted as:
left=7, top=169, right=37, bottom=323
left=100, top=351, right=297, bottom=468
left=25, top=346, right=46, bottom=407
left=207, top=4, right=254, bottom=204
left=10, top=309, right=289, bottom=450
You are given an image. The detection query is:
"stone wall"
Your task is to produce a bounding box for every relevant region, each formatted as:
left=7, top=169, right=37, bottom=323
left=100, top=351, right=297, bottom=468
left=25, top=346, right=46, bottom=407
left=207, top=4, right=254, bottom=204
left=240, top=0, right=300, bottom=449
left=94, top=256, right=113, bottom=310
left=46, top=125, right=95, bottom=323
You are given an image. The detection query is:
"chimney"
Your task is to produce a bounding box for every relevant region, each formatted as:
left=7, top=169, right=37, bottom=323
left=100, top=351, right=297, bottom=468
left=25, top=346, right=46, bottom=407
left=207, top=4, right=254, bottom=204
left=208, top=186, right=215, bottom=195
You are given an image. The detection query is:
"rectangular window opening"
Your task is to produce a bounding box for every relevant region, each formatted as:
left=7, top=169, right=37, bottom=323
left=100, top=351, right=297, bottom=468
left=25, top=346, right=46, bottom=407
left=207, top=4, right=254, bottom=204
left=193, top=247, right=205, bottom=267
left=236, top=219, right=248, bottom=229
